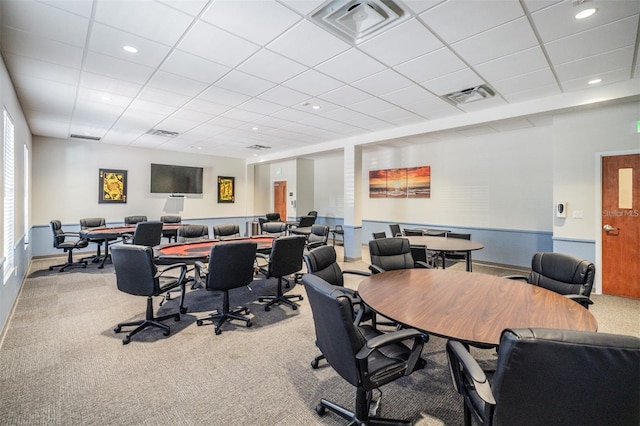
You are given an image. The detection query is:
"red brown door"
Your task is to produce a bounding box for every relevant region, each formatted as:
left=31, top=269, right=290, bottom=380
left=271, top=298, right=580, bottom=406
left=273, top=181, right=287, bottom=221
left=601, top=154, right=640, bottom=298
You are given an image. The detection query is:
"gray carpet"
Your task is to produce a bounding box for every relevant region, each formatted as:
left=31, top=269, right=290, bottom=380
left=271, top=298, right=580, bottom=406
left=0, top=247, right=638, bottom=425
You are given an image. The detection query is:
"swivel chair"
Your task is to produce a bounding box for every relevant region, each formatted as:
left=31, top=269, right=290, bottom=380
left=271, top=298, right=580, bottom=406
left=194, top=241, right=257, bottom=335
left=177, top=224, right=209, bottom=242
left=260, top=221, right=288, bottom=237
left=389, top=223, right=402, bottom=237
left=506, top=252, right=595, bottom=309
left=160, top=215, right=181, bottom=243
left=372, top=231, right=386, bottom=239
left=49, top=220, right=89, bottom=272
left=213, top=224, right=241, bottom=240
left=111, top=244, right=188, bottom=344
left=124, top=215, right=147, bottom=226
left=368, top=237, right=432, bottom=274
left=79, top=217, right=112, bottom=262
left=257, top=235, right=306, bottom=311
left=443, top=232, right=472, bottom=271
left=302, top=274, right=425, bottom=425
left=306, top=224, right=329, bottom=250
left=303, top=245, right=372, bottom=368
left=129, top=221, right=163, bottom=247
left=401, top=228, right=435, bottom=266
left=447, top=328, right=640, bottom=426
left=265, top=212, right=281, bottom=222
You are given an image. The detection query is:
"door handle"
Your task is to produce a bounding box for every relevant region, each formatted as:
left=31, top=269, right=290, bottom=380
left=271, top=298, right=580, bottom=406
left=603, top=224, right=618, bottom=232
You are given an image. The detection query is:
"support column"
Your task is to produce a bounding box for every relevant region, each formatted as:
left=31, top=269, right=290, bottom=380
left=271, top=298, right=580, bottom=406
left=343, top=143, right=363, bottom=262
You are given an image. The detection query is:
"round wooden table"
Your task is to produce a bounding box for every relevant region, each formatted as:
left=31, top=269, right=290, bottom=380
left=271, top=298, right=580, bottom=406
left=358, top=269, right=598, bottom=347
left=405, top=235, right=484, bottom=271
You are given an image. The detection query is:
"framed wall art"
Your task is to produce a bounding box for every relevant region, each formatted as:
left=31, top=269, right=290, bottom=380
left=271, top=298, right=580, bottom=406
left=99, top=169, right=127, bottom=203
left=217, top=176, right=235, bottom=203
left=368, top=165, right=430, bottom=198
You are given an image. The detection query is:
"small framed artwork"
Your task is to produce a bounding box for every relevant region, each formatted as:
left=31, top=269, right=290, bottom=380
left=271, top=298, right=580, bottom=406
left=218, top=176, right=235, bottom=203
left=99, top=169, right=127, bottom=203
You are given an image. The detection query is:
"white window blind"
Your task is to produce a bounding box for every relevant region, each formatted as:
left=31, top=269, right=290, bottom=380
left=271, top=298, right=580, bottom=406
left=24, top=144, right=29, bottom=245
left=4, top=109, right=15, bottom=282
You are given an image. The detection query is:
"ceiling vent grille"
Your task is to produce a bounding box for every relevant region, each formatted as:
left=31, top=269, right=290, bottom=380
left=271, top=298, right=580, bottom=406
left=70, top=134, right=101, bottom=141
left=247, top=144, right=272, bottom=150
left=147, top=128, right=179, bottom=137
left=310, top=0, right=410, bottom=44
left=444, top=85, right=496, bottom=105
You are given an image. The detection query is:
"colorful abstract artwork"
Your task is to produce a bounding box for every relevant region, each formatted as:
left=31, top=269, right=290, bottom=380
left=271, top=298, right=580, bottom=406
left=218, top=176, right=235, bottom=203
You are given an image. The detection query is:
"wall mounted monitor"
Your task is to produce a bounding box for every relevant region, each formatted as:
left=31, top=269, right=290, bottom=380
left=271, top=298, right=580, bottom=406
left=150, top=163, right=203, bottom=194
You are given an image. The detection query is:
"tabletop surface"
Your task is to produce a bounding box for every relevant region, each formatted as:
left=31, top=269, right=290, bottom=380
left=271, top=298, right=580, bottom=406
left=156, top=236, right=275, bottom=260
left=357, top=268, right=598, bottom=347
left=405, top=235, right=484, bottom=252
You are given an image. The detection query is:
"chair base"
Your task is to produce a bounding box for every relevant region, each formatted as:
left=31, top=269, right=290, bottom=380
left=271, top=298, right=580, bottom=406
left=113, top=296, right=180, bottom=344
left=196, top=306, right=252, bottom=335
left=259, top=277, right=303, bottom=311
left=49, top=250, right=87, bottom=272
left=316, top=396, right=411, bottom=426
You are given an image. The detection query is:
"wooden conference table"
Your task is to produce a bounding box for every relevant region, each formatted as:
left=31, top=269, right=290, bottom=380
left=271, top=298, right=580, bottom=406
left=358, top=269, right=598, bottom=347
left=155, top=236, right=275, bottom=264
left=405, top=235, right=484, bottom=272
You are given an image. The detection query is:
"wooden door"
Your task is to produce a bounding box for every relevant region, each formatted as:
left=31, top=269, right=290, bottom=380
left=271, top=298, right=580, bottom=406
left=601, top=154, right=640, bottom=298
left=273, top=181, right=287, bottom=221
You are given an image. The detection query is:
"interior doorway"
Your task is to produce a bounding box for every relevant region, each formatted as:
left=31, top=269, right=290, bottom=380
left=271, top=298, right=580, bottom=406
left=601, top=153, right=639, bottom=298
left=273, top=181, right=287, bottom=221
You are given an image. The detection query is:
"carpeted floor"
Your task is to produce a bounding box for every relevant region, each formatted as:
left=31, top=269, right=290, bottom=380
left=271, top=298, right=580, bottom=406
left=0, top=246, right=637, bottom=425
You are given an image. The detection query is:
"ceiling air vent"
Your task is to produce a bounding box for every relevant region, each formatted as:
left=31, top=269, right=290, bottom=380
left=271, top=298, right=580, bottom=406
left=70, top=134, right=101, bottom=141
left=147, top=128, right=179, bottom=137
left=247, top=144, right=272, bottom=150
left=444, top=85, right=495, bottom=105
left=310, top=0, right=411, bottom=44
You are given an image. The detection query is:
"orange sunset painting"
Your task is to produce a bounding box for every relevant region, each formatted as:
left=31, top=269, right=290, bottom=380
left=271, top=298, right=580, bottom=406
left=369, top=166, right=431, bottom=198
left=407, top=166, right=431, bottom=198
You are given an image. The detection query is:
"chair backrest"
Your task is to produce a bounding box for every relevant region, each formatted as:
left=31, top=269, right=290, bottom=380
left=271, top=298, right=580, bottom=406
left=111, top=244, right=158, bottom=297
left=50, top=220, right=65, bottom=247
left=261, top=222, right=288, bottom=236
left=528, top=252, right=595, bottom=297
left=368, top=237, right=415, bottom=271
left=297, top=215, right=316, bottom=227
left=372, top=231, right=387, bottom=239
left=389, top=223, right=402, bottom=237
left=80, top=217, right=106, bottom=229
left=213, top=224, right=240, bottom=240
left=302, top=273, right=365, bottom=386
left=268, top=235, right=306, bottom=277
left=490, top=328, right=639, bottom=425
left=304, top=245, right=345, bottom=287
left=265, top=212, right=281, bottom=222
left=160, top=215, right=181, bottom=224
left=124, top=215, right=147, bottom=225
left=447, top=232, right=470, bottom=240
left=403, top=228, right=424, bottom=236
left=177, top=224, right=209, bottom=242
left=307, top=210, right=318, bottom=217
left=206, top=242, right=257, bottom=291
left=132, top=221, right=163, bottom=247
left=307, top=224, right=329, bottom=245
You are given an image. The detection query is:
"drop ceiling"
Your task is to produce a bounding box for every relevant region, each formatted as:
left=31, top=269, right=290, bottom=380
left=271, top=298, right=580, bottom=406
left=0, top=0, right=638, bottom=160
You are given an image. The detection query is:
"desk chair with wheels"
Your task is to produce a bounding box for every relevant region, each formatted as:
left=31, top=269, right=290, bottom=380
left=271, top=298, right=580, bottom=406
left=443, top=232, right=472, bottom=270
left=506, top=252, right=595, bottom=309
left=49, top=220, right=89, bottom=272
left=302, top=274, right=425, bottom=425
left=389, top=223, right=402, bottom=237
left=260, top=221, right=288, bottom=237
left=257, top=235, right=306, bottom=311
left=160, top=215, right=181, bottom=243
left=127, top=221, right=163, bottom=247
left=79, top=217, right=113, bottom=262
left=213, top=224, right=240, bottom=240
left=177, top=224, right=209, bottom=242
left=368, top=237, right=432, bottom=274
left=447, top=328, right=640, bottom=426
left=194, top=241, right=257, bottom=335
left=111, top=244, right=188, bottom=344
left=124, top=215, right=147, bottom=226
left=306, top=224, right=329, bottom=250
left=402, top=228, right=437, bottom=266
left=372, top=231, right=386, bottom=239
left=303, top=245, right=372, bottom=368
left=265, top=212, right=281, bottom=222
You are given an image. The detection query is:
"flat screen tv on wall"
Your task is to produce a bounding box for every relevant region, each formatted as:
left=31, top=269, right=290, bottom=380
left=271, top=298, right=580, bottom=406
left=150, top=163, right=204, bottom=194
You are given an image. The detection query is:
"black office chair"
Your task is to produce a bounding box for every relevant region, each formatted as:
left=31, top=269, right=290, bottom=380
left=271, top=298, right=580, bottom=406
left=177, top=224, right=209, bottom=242
left=372, top=231, right=387, bottom=239
left=506, top=252, right=595, bottom=309
left=49, top=220, right=89, bottom=272
left=160, top=215, right=181, bottom=243
left=389, top=223, right=402, bottom=237
left=306, top=224, right=329, bottom=250
left=212, top=223, right=240, bottom=240
left=257, top=235, right=306, bottom=311
left=124, top=215, right=147, bottom=225
left=128, top=221, right=163, bottom=247
left=194, top=241, right=257, bottom=335
left=111, top=244, right=188, bottom=344
left=443, top=232, right=472, bottom=270
left=260, top=221, right=288, bottom=237
left=303, top=245, right=372, bottom=368
left=368, top=237, right=432, bottom=274
left=79, top=217, right=112, bottom=262
left=447, top=328, right=640, bottom=426
left=401, top=228, right=436, bottom=266
left=265, top=212, right=281, bottom=222
left=302, top=273, right=426, bottom=425
left=307, top=210, right=318, bottom=218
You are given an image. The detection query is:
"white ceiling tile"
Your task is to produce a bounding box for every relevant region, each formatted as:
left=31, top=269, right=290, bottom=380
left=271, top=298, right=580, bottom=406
left=157, top=0, right=210, bottom=16
left=371, top=106, right=423, bottom=125
left=267, top=20, right=350, bottom=67
left=38, top=0, right=94, bottom=17
left=178, top=20, right=260, bottom=68
left=395, top=47, right=467, bottom=82
left=1, top=27, right=83, bottom=69
left=237, top=49, right=307, bottom=84
left=282, top=69, right=343, bottom=96
left=201, top=0, right=302, bottom=45
left=380, top=85, right=440, bottom=105
left=473, top=46, right=549, bottom=82
left=80, top=72, right=142, bottom=97
left=555, top=46, right=634, bottom=82
left=452, top=17, right=539, bottom=65
left=348, top=97, right=396, bottom=115
left=278, top=0, right=325, bottom=15
left=220, top=108, right=263, bottom=123
left=492, top=68, right=559, bottom=96
left=155, top=116, right=201, bottom=134
left=172, top=104, right=218, bottom=122
left=561, top=68, right=634, bottom=92
left=420, top=0, right=524, bottom=43
left=76, top=87, right=131, bottom=109
left=455, top=96, right=508, bottom=113
left=315, top=48, right=387, bottom=83
left=501, top=84, right=561, bottom=103
left=127, top=98, right=179, bottom=117
left=4, top=53, right=80, bottom=86
left=214, top=70, right=276, bottom=97
left=84, top=51, right=155, bottom=85
left=258, top=86, right=311, bottom=107
left=403, top=0, right=444, bottom=14
left=197, top=86, right=250, bottom=107
left=95, top=0, right=194, bottom=46
left=352, top=70, right=414, bottom=96
left=403, top=97, right=460, bottom=117
left=522, top=0, right=562, bottom=13
left=319, top=85, right=372, bottom=106
left=23, top=109, right=71, bottom=138
left=359, top=19, right=443, bottom=66
left=147, top=71, right=208, bottom=97
left=161, top=50, right=231, bottom=84
left=270, top=107, right=316, bottom=123
left=420, top=68, right=484, bottom=96
left=138, top=86, right=191, bottom=108
left=89, top=23, right=172, bottom=68
left=13, top=76, right=76, bottom=113
left=237, top=98, right=286, bottom=115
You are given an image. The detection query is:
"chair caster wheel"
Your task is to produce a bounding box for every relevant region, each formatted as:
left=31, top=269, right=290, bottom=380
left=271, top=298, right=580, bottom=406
left=174, top=316, right=180, bottom=321
left=196, top=319, right=203, bottom=326
left=299, top=296, right=304, bottom=301
left=215, top=328, right=222, bottom=335
left=265, top=306, right=271, bottom=311
left=311, top=359, right=319, bottom=369
left=122, top=337, right=130, bottom=345
left=315, top=405, right=326, bottom=416
left=246, top=320, right=252, bottom=327
left=163, top=330, right=170, bottom=336
left=114, top=326, right=121, bottom=333
left=292, top=305, right=297, bottom=310
left=180, top=307, right=187, bottom=314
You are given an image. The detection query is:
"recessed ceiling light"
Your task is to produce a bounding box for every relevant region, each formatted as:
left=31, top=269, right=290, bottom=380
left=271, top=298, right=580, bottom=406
left=588, top=78, right=602, bottom=85
left=101, top=96, right=111, bottom=101
left=252, top=127, right=259, bottom=131
left=575, top=8, right=597, bottom=19
left=123, top=45, right=138, bottom=53
left=312, top=105, right=321, bottom=110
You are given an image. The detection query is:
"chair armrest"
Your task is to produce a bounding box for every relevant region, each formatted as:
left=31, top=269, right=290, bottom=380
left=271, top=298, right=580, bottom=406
left=306, top=241, right=326, bottom=250
left=368, top=265, right=385, bottom=274
left=503, top=274, right=528, bottom=281
left=415, top=260, right=434, bottom=269
left=446, top=340, right=495, bottom=404
left=564, top=294, right=593, bottom=308
left=356, top=328, right=425, bottom=373
left=343, top=269, right=371, bottom=277
left=156, top=263, right=187, bottom=283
